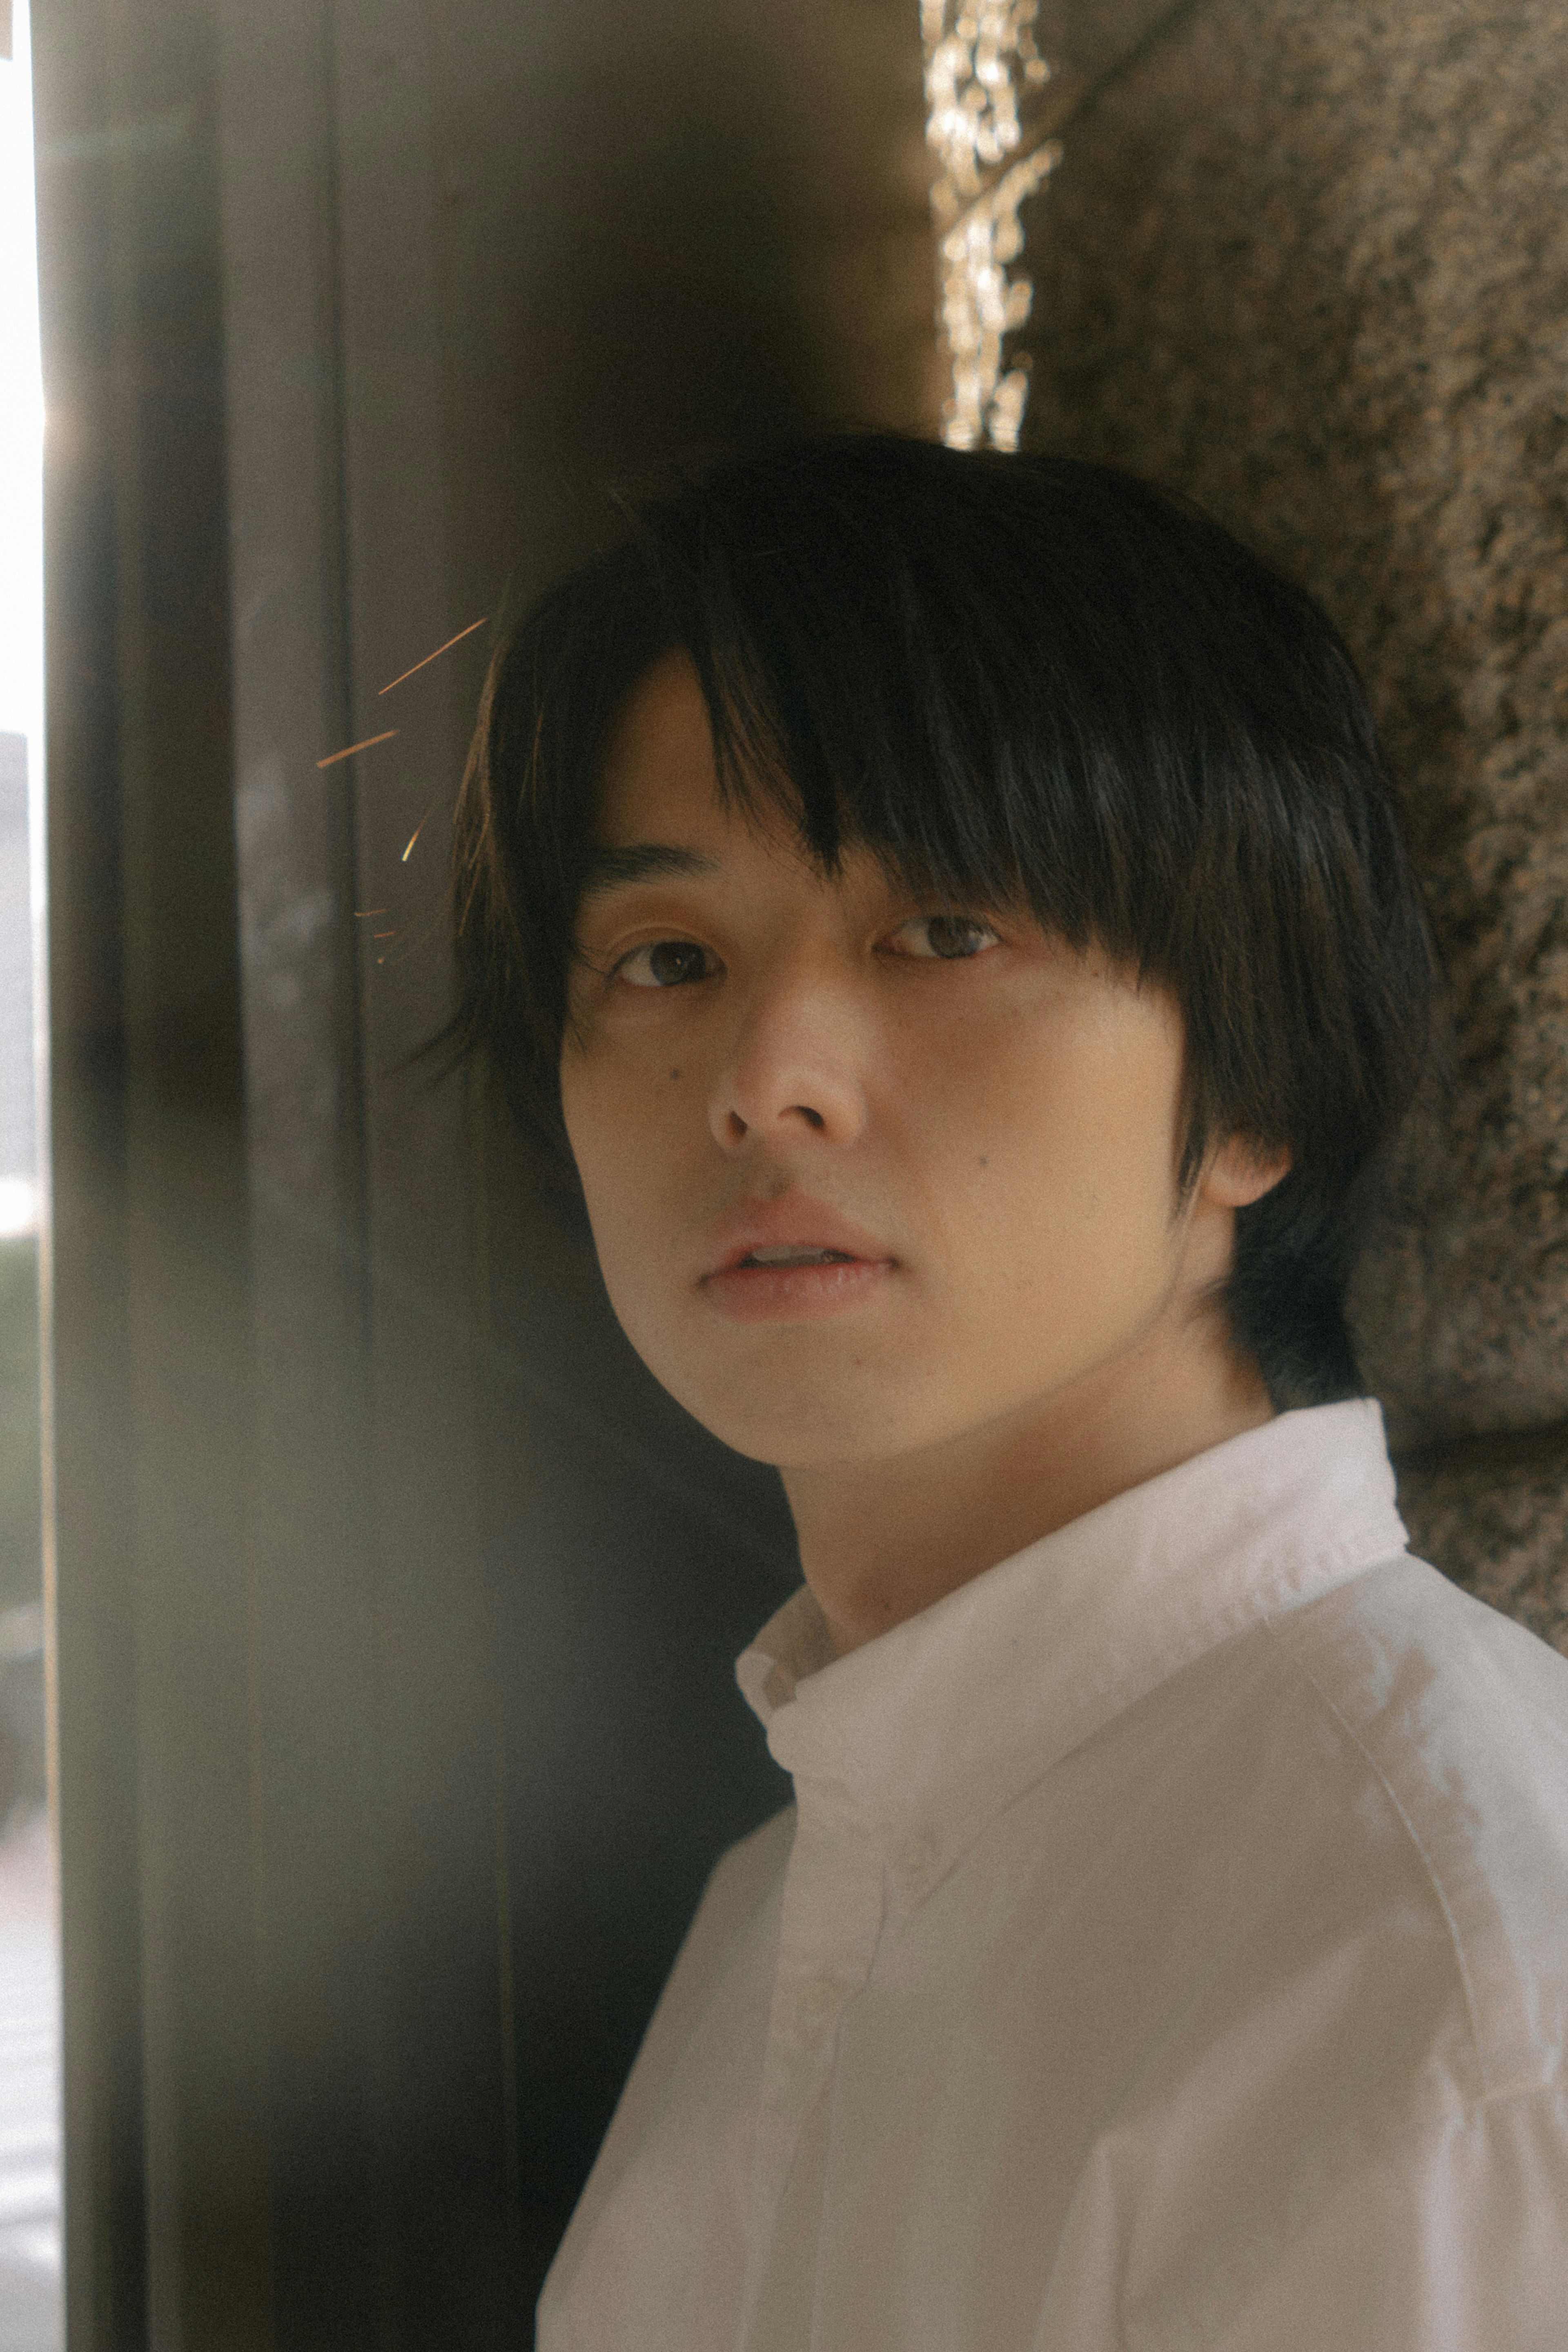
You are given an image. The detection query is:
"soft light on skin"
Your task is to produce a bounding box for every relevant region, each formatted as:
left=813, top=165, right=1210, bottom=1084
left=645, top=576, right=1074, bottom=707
left=561, top=652, right=1289, bottom=1656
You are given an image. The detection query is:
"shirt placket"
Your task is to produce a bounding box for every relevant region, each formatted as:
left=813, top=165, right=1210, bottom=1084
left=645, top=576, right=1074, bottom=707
left=736, top=1783, right=886, bottom=2343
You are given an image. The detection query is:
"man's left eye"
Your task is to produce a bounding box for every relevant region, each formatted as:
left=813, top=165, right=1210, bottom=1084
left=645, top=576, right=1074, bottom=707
left=886, top=914, right=1001, bottom=961
left=616, top=939, right=715, bottom=988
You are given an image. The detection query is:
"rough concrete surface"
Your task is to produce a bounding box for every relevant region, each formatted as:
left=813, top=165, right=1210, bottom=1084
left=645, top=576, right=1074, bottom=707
left=1018, top=0, right=1568, bottom=1451
left=1397, top=1427, right=1568, bottom=1658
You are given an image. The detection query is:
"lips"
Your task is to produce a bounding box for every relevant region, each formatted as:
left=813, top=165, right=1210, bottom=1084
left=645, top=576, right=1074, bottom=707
left=697, top=1197, right=898, bottom=1323
left=700, top=1197, right=896, bottom=1281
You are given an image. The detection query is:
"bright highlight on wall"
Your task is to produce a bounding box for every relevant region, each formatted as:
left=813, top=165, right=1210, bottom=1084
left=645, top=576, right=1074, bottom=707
left=921, top=1, right=1061, bottom=453
left=0, top=0, right=44, bottom=1241
left=0, top=2, right=42, bottom=749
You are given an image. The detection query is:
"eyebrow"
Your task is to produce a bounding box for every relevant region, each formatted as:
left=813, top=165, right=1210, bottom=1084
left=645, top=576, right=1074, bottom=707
left=578, top=841, right=721, bottom=897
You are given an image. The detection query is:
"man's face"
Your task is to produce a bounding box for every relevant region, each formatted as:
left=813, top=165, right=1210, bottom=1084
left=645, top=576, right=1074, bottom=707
left=560, top=651, right=1234, bottom=1473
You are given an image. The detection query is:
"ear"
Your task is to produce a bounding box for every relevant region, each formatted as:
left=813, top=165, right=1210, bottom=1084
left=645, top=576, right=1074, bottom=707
left=1200, top=1134, right=1292, bottom=1211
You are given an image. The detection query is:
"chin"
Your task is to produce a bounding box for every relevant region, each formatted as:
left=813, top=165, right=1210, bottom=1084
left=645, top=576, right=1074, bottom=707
left=672, top=1376, right=913, bottom=1470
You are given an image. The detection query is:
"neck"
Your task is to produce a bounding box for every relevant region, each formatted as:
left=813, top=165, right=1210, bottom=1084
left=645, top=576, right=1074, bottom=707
left=780, top=1306, right=1275, bottom=1658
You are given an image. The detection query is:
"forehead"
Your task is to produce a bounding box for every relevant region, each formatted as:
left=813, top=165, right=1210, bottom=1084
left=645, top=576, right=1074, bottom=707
left=594, top=649, right=722, bottom=842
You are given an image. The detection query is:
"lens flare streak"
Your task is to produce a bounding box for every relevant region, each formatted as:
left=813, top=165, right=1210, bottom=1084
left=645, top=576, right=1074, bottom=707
left=316, top=729, right=397, bottom=769
left=377, top=615, right=489, bottom=697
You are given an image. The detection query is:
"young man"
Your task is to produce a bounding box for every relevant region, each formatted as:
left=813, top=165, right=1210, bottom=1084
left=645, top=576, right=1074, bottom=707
left=452, top=437, right=1568, bottom=2348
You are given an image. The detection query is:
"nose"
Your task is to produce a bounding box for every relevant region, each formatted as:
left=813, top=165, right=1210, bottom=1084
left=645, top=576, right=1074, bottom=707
left=708, top=956, right=870, bottom=1153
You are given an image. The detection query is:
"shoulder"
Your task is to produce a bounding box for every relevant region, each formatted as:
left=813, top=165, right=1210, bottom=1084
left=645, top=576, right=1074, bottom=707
left=1268, top=1555, right=1568, bottom=2099
left=1034, top=1569, right=1568, bottom=2342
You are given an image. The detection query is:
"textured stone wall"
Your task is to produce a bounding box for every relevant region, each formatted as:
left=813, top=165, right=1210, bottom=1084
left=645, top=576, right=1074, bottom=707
left=1016, top=0, right=1568, bottom=1647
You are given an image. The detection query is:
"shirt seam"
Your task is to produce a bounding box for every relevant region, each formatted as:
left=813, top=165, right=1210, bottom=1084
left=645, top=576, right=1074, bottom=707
left=875, top=1541, right=1406, bottom=1915
left=1266, top=1620, right=1493, bottom=2100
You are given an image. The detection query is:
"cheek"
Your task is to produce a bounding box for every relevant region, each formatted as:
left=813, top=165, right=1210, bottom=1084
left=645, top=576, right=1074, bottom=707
left=559, top=1047, right=696, bottom=1266
left=931, top=1012, right=1185, bottom=1276
left=561, top=1055, right=637, bottom=1221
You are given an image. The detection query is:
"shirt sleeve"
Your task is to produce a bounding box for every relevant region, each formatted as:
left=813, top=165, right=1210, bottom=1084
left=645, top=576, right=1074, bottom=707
left=1145, top=2084, right=1568, bottom=2352
left=1028, top=2080, right=1568, bottom=2352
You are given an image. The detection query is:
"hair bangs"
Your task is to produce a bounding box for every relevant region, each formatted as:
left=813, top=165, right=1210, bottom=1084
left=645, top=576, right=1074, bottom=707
left=657, top=470, right=1137, bottom=959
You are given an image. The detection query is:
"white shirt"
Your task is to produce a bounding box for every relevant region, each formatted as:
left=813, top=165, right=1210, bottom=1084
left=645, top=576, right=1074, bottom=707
left=538, top=1402, right=1568, bottom=2350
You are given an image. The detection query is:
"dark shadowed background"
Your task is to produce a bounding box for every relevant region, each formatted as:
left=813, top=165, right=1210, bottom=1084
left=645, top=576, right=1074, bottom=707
left=38, top=4, right=932, bottom=2344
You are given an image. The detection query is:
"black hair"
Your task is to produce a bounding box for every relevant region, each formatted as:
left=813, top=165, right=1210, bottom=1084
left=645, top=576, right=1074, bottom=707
left=448, top=432, right=1436, bottom=1409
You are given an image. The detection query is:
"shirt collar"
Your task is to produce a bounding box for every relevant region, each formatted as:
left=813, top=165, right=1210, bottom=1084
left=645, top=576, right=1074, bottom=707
left=736, top=1400, right=1407, bottom=1877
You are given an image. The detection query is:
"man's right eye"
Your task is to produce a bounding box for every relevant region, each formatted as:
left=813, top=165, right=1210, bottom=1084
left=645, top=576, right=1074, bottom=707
left=615, top=940, right=715, bottom=989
